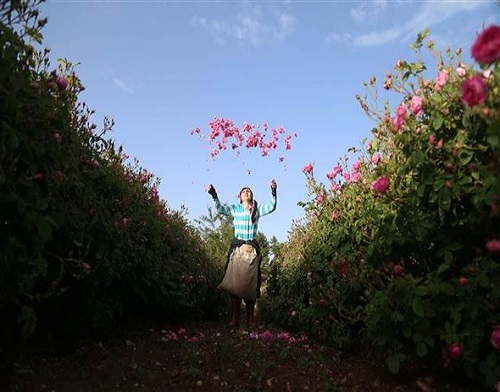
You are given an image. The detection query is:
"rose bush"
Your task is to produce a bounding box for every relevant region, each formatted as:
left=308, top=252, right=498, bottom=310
left=0, top=0, right=227, bottom=366
left=261, top=26, right=499, bottom=388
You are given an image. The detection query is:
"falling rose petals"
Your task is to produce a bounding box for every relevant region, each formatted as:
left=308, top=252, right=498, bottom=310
left=191, top=117, right=297, bottom=163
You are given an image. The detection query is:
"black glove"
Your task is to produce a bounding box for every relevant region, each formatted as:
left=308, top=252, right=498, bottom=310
left=208, top=184, right=217, bottom=198
left=270, top=180, right=277, bottom=197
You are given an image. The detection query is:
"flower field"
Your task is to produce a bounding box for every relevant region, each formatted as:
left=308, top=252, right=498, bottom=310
left=1, top=1, right=499, bottom=390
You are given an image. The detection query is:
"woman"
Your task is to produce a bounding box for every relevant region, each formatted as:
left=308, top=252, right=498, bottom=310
left=207, top=179, right=277, bottom=327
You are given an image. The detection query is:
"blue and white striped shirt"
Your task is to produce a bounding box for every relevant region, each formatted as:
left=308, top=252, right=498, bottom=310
left=213, top=195, right=277, bottom=240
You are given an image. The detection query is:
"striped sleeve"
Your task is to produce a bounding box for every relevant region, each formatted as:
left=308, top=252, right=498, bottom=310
left=213, top=197, right=233, bottom=217
left=258, top=195, right=277, bottom=217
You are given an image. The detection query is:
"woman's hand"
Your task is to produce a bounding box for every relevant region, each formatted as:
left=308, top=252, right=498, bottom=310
left=270, top=179, right=277, bottom=196
left=207, top=184, right=217, bottom=198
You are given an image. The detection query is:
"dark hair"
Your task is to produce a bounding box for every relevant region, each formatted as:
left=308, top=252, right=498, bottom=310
left=239, top=187, right=252, bottom=197
left=250, top=200, right=258, bottom=223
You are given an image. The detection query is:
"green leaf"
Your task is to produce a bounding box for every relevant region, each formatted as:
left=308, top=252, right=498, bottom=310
left=438, top=188, right=451, bottom=211
left=433, top=180, right=444, bottom=192
left=444, top=251, right=453, bottom=265
left=35, top=216, right=53, bottom=242
left=439, top=282, right=455, bottom=296
left=437, top=263, right=449, bottom=274
left=417, top=183, right=426, bottom=198
left=432, top=114, right=444, bottom=130
left=416, top=342, right=428, bottom=357
left=412, top=297, right=424, bottom=317
left=458, top=150, right=473, bottom=166
left=486, top=353, right=497, bottom=367
left=386, top=354, right=401, bottom=374
left=451, top=309, right=462, bottom=324
left=414, top=286, right=427, bottom=296
left=486, top=133, right=500, bottom=148
left=17, top=305, right=37, bottom=338
left=429, top=190, right=438, bottom=203
left=410, top=28, right=430, bottom=49
left=413, top=332, right=423, bottom=343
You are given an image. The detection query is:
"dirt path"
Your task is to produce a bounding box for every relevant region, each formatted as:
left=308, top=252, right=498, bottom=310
left=2, top=317, right=477, bottom=391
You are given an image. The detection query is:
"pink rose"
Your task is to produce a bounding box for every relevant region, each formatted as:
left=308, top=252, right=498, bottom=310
left=316, top=193, right=325, bottom=204
left=371, top=176, right=390, bottom=193
left=54, top=170, right=64, bottom=181
left=449, top=343, right=462, bottom=359
left=486, top=239, right=500, bottom=254
left=352, top=160, right=362, bottom=172
left=458, top=277, right=468, bottom=286
left=392, top=104, right=407, bottom=130
left=47, top=80, right=57, bottom=91
left=338, top=259, right=348, bottom=278
left=483, top=69, right=493, bottom=79
left=349, top=172, right=361, bottom=183
left=410, top=96, right=423, bottom=116
left=371, top=153, right=381, bottom=166
left=461, top=75, right=488, bottom=107
left=456, top=66, right=467, bottom=78
left=434, top=70, right=448, bottom=92
left=80, top=262, right=92, bottom=271
left=327, top=164, right=342, bottom=180
left=303, top=163, right=313, bottom=174
left=56, top=76, right=68, bottom=90
left=491, top=326, right=500, bottom=349
left=471, top=25, right=500, bottom=65
left=393, top=264, right=404, bottom=276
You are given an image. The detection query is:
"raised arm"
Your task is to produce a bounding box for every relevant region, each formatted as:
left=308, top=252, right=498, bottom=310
left=207, top=184, right=232, bottom=216
left=258, top=179, right=277, bottom=217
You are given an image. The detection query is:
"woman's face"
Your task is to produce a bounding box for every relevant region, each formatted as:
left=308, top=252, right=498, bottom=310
left=240, top=187, right=253, bottom=203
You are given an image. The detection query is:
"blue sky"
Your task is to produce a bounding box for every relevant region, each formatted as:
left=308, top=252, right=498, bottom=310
left=39, top=0, right=498, bottom=242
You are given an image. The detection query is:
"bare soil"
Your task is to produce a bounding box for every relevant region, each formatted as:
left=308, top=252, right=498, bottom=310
left=1, top=314, right=479, bottom=392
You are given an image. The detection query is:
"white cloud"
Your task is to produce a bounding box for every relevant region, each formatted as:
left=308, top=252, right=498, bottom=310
left=328, top=0, right=488, bottom=47
left=113, top=77, right=134, bottom=94
left=325, top=32, right=353, bottom=45
left=276, top=13, right=295, bottom=38
left=191, top=4, right=296, bottom=46
left=353, top=26, right=403, bottom=46
left=350, top=0, right=388, bottom=24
